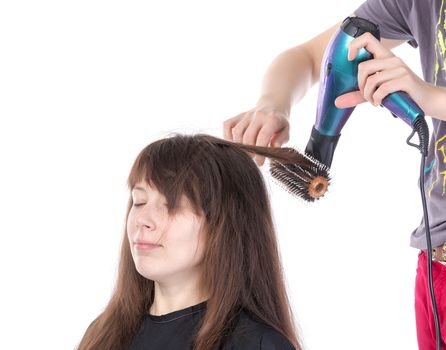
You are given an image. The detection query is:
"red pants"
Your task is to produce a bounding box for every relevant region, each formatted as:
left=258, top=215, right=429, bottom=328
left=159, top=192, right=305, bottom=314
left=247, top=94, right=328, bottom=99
left=415, top=251, right=446, bottom=349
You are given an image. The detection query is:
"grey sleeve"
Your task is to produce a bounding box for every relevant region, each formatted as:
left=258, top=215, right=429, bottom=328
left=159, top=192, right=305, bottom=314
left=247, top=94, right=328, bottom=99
left=354, top=0, right=418, bottom=48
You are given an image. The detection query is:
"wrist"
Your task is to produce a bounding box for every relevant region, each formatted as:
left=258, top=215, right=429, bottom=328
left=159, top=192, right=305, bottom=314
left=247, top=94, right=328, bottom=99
left=256, top=95, right=291, bottom=118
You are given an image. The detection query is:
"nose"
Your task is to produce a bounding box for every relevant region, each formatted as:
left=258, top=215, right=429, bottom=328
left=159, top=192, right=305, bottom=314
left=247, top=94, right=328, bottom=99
left=133, top=200, right=169, bottom=230
left=134, top=205, right=157, bottom=231
left=136, top=216, right=154, bottom=231
left=131, top=205, right=165, bottom=246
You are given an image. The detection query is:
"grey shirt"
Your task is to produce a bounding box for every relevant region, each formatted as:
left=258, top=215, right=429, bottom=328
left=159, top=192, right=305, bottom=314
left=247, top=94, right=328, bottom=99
left=354, top=0, right=446, bottom=249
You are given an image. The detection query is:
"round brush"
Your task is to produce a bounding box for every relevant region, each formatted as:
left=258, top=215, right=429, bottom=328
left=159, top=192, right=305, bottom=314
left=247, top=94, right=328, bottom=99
left=268, top=146, right=331, bottom=202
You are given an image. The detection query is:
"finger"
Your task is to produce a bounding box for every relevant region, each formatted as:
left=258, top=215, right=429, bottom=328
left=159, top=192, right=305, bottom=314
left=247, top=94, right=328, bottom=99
left=254, top=126, right=281, bottom=166
left=372, top=75, right=412, bottom=106
left=363, top=66, right=407, bottom=104
left=242, top=121, right=263, bottom=159
left=223, top=113, right=244, bottom=141
left=242, top=119, right=263, bottom=147
left=357, top=56, right=399, bottom=95
left=231, top=115, right=252, bottom=144
left=348, top=32, right=394, bottom=61
left=252, top=130, right=270, bottom=167
left=255, top=119, right=289, bottom=166
left=270, top=127, right=289, bottom=148
left=335, top=91, right=366, bottom=108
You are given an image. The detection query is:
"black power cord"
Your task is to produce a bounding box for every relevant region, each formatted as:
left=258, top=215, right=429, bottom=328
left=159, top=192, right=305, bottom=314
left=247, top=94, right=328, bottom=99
left=407, top=116, right=442, bottom=350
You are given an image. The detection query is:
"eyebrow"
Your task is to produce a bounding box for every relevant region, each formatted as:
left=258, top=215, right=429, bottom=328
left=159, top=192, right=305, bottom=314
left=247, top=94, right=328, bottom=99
left=132, top=186, right=146, bottom=192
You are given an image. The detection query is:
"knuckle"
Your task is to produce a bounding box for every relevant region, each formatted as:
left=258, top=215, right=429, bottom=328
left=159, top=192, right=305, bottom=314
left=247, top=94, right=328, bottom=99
left=393, top=56, right=403, bottom=65
left=372, top=89, right=382, bottom=100
left=232, top=127, right=244, bottom=139
left=268, top=114, right=286, bottom=127
left=257, top=129, right=272, bottom=141
left=404, top=73, right=413, bottom=81
left=396, top=66, right=407, bottom=76
left=364, top=80, right=372, bottom=92
left=223, top=119, right=233, bottom=129
left=368, top=74, right=377, bottom=84
left=358, top=63, right=371, bottom=77
left=379, top=82, right=390, bottom=95
left=252, top=113, right=267, bottom=123
left=280, top=133, right=290, bottom=144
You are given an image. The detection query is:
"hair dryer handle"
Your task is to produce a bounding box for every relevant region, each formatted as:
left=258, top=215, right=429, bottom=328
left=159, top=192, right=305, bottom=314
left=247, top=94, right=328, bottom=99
left=381, top=91, right=425, bottom=127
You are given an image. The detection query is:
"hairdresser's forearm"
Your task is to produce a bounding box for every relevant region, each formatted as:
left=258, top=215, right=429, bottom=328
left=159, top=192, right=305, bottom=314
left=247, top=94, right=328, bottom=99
left=424, top=84, right=446, bottom=122
left=256, top=45, right=317, bottom=117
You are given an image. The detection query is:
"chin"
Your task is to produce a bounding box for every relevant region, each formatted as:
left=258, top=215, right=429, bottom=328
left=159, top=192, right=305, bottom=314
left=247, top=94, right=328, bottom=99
left=134, top=264, right=162, bottom=281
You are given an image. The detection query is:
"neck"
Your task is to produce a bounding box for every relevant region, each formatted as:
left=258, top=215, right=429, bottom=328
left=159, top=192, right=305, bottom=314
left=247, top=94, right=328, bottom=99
left=149, top=271, right=208, bottom=315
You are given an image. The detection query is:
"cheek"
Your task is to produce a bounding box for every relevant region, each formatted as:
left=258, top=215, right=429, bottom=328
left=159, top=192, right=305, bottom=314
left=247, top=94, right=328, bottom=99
left=127, top=211, right=207, bottom=279
left=152, top=223, right=203, bottom=260
left=126, top=214, right=135, bottom=239
left=194, top=231, right=207, bottom=262
left=126, top=212, right=140, bottom=258
left=171, top=225, right=206, bottom=265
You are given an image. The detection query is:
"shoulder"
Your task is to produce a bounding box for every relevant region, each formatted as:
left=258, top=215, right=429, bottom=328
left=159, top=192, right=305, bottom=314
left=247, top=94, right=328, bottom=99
left=259, top=328, right=296, bottom=350
left=225, top=310, right=296, bottom=350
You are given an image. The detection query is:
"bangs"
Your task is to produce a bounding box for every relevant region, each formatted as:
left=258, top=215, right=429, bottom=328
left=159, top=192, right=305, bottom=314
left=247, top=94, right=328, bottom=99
left=127, top=136, right=204, bottom=217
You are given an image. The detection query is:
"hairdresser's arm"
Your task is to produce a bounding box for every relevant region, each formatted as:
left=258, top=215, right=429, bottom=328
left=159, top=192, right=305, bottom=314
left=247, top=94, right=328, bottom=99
left=223, top=13, right=406, bottom=166
left=256, top=23, right=342, bottom=117
left=223, top=20, right=346, bottom=166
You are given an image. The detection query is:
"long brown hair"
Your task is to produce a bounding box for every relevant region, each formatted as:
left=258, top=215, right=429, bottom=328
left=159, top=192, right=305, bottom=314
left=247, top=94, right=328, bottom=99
left=76, top=133, right=304, bottom=350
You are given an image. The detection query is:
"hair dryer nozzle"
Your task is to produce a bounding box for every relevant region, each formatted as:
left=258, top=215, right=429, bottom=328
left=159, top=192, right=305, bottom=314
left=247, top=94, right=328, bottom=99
left=305, top=126, right=340, bottom=168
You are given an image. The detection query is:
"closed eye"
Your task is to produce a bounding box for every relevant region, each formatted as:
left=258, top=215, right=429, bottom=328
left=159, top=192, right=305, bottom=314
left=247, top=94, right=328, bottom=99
left=132, top=202, right=168, bottom=207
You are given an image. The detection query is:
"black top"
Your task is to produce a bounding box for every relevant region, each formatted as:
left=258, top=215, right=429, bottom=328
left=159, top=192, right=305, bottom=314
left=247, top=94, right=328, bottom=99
left=128, top=300, right=296, bottom=350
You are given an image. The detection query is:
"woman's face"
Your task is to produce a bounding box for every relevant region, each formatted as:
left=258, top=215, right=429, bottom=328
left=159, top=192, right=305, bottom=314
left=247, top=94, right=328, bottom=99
left=127, top=181, right=207, bottom=285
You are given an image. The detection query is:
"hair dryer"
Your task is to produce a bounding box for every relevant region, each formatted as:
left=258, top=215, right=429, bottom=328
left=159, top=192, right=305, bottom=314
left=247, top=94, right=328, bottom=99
left=304, top=16, right=429, bottom=168
left=301, top=16, right=442, bottom=349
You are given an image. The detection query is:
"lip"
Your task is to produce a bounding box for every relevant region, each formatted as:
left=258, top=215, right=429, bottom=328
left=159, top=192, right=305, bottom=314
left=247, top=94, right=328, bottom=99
left=134, top=242, right=162, bottom=250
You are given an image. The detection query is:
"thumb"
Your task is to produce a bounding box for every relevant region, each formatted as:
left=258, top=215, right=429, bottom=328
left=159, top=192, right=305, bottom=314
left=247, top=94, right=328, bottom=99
left=335, top=91, right=366, bottom=109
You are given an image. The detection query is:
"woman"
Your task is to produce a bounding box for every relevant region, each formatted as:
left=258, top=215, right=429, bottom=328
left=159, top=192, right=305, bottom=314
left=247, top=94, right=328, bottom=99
left=76, top=133, right=302, bottom=350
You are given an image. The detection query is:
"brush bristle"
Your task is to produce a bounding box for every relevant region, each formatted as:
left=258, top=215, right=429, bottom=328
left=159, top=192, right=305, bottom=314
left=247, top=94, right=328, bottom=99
left=269, top=147, right=331, bottom=202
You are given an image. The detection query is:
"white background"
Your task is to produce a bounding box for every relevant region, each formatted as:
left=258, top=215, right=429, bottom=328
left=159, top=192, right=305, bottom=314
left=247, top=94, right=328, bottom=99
left=0, top=1, right=427, bottom=349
